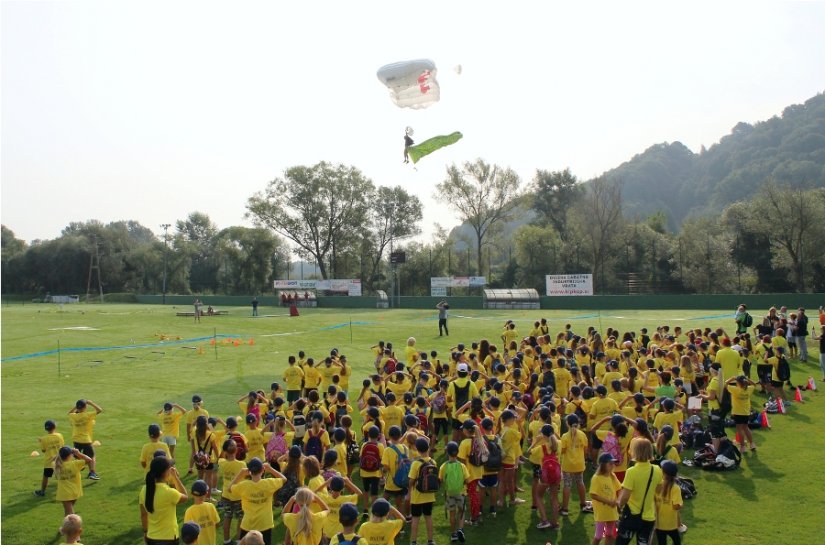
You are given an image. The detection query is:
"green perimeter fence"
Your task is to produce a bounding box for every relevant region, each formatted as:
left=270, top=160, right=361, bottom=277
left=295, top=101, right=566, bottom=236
left=107, top=293, right=825, bottom=310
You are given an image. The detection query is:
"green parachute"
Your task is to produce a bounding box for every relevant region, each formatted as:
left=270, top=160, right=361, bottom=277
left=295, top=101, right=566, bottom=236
left=406, top=132, right=463, bottom=164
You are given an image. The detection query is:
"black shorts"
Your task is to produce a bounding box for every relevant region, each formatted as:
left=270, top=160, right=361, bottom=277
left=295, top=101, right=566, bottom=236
left=432, top=419, right=449, bottom=436
left=709, top=411, right=726, bottom=438
left=145, top=539, right=180, bottom=545
left=43, top=467, right=54, bottom=478
left=756, top=364, right=773, bottom=384
left=410, top=502, right=434, bottom=517
left=287, top=390, right=301, bottom=402
left=74, top=442, right=94, bottom=458
left=362, top=476, right=380, bottom=496
left=385, top=487, right=408, bottom=497
left=590, top=433, right=603, bottom=450
left=532, top=463, right=542, bottom=480
left=197, top=463, right=215, bottom=471
left=452, top=419, right=463, bottom=431
left=733, top=414, right=749, bottom=425
left=770, top=380, right=784, bottom=388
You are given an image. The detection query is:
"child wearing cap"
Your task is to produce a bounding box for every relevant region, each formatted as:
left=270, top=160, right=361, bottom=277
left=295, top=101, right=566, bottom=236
left=158, top=402, right=186, bottom=458
left=36, top=419, right=64, bottom=497
left=526, top=423, right=560, bottom=530
left=359, top=426, right=385, bottom=507
left=654, top=426, right=681, bottom=464
left=498, top=410, right=525, bottom=507
left=141, top=424, right=171, bottom=471
left=408, top=437, right=437, bottom=545
left=381, top=426, right=410, bottom=516
left=589, top=452, right=621, bottom=545
left=314, top=475, right=362, bottom=541
left=67, top=399, right=102, bottom=480
left=328, top=502, right=367, bottom=545
left=358, top=498, right=405, bottom=545
left=228, top=458, right=287, bottom=545
left=457, top=420, right=484, bottom=525
left=181, top=521, right=201, bottom=545
left=560, top=414, right=592, bottom=516
left=58, top=514, right=83, bottom=545
left=439, top=441, right=469, bottom=542
left=655, top=461, right=684, bottom=544
left=218, top=439, right=246, bottom=545
left=184, top=480, right=220, bottom=545
left=725, top=375, right=757, bottom=451
left=245, top=414, right=266, bottom=462
left=284, top=356, right=306, bottom=402
left=282, top=487, right=330, bottom=545
left=55, top=446, right=96, bottom=515
left=185, top=396, right=209, bottom=475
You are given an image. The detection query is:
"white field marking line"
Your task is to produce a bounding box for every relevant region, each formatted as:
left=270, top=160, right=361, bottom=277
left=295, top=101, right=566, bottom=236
left=262, top=314, right=292, bottom=318
left=48, top=326, right=101, bottom=331
left=260, top=331, right=305, bottom=337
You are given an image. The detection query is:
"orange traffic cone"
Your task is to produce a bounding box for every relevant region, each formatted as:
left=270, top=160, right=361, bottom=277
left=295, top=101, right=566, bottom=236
left=209, top=338, right=216, bottom=345
left=233, top=340, right=240, bottom=347
left=794, top=387, right=803, bottom=403
left=777, top=398, right=786, bottom=414
left=760, top=410, right=770, bottom=428
left=248, top=338, right=255, bottom=345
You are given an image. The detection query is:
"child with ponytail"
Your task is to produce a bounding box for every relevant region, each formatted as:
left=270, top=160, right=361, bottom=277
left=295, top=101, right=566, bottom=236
left=55, top=446, right=96, bottom=515
left=655, top=460, right=684, bottom=544
left=559, top=414, right=592, bottom=516
left=282, top=487, right=330, bottom=545
left=139, top=456, right=188, bottom=543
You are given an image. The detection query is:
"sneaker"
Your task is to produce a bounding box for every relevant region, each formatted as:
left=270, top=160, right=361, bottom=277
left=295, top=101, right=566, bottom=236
left=580, top=504, right=594, bottom=513
left=679, top=524, right=688, bottom=533
left=537, top=521, right=553, bottom=529
left=559, top=509, right=570, bottom=516
left=405, top=515, right=413, bottom=523
left=451, top=533, right=458, bottom=542
left=88, top=472, right=101, bottom=480
left=511, top=498, right=526, bottom=505
left=457, top=529, right=465, bottom=543
left=34, top=490, right=45, bottom=497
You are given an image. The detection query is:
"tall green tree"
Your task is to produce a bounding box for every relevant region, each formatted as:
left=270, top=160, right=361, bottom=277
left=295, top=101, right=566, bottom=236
left=529, top=168, right=583, bottom=240
left=247, top=162, right=373, bottom=279
left=569, top=177, right=623, bottom=292
left=435, top=159, right=521, bottom=277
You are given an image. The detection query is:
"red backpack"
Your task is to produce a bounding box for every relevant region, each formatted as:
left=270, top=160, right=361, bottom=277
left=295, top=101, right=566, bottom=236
left=540, top=445, right=561, bottom=486
left=360, top=442, right=381, bottom=472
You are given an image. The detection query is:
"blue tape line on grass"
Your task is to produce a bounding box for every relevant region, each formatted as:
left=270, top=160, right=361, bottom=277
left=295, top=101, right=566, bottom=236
left=319, top=321, right=372, bottom=331
left=1, top=334, right=240, bottom=363
left=687, top=313, right=733, bottom=321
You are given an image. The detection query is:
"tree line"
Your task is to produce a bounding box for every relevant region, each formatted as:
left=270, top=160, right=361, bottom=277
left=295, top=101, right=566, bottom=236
left=3, top=160, right=825, bottom=297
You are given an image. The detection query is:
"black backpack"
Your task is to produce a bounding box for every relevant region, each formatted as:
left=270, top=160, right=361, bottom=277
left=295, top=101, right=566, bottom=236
left=573, top=400, right=588, bottom=429
left=453, top=381, right=471, bottom=409
left=483, top=437, right=502, bottom=472
left=675, top=477, right=697, bottom=500
left=541, top=370, right=556, bottom=391
left=744, top=313, right=754, bottom=328
left=415, top=459, right=441, bottom=493
left=777, top=357, right=791, bottom=382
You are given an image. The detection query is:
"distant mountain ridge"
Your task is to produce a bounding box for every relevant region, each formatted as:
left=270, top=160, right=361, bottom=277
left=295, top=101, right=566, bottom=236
left=601, top=91, right=825, bottom=229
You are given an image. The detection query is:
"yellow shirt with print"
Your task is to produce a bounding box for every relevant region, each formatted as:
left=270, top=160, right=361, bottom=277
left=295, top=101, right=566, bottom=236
left=560, top=429, right=588, bottom=473
left=303, top=366, right=322, bottom=390
left=652, top=412, right=683, bottom=445
left=330, top=533, right=368, bottom=545
left=68, top=412, right=96, bottom=443
left=283, top=510, right=328, bottom=545
left=319, top=492, right=358, bottom=537
left=39, top=432, right=64, bottom=468
left=233, top=477, right=285, bottom=530
left=382, top=443, right=409, bottom=492
left=218, top=458, right=246, bottom=501
left=140, top=441, right=170, bottom=470
left=358, top=519, right=404, bottom=545
left=457, top=438, right=484, bottom=481
left=589, top=397, right=620, bottom=439
left=56, top=459, right=86, bottom=501
left=726, top=384, right=754, bottom=416
left=139, top=483, right=183, bottom=540
left=284, top=365, right=305, bottom=391
left=184, top=502, right=220, bottom=545
left=380, top=405, right=405, bottom=430
left=500, top=425, right=521, bottom=465
left=245, top=428, right=266, bottom=461
left=159, top=412, right=182, bottom=438
left=655, top=484, right=683, bottom=531
left=589, top=472, right=621, bottom=522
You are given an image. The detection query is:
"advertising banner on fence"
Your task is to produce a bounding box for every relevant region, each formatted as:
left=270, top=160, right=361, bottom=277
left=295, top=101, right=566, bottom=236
left=430, top=287, right=447, bottom=297
left=430, top=276, right=487, bottom=288
left=546, top=274, right=593, bottom=296
left=274, top=279, right=361, bottom=295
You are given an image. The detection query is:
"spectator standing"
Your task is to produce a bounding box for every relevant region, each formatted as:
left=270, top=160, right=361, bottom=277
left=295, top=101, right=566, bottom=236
left=252, top=297, right=259, bottom=317
left=436, top=300, right=449, bottom=337
left=796, top=308, right=809, bottom=361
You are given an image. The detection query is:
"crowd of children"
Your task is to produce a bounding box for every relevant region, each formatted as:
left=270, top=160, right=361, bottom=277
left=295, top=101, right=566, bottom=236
left=36, top=308, right=821, bottom=545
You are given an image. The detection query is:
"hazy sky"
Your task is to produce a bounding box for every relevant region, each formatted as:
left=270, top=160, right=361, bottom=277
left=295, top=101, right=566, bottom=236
left=3, top=1, right=824, bottom=246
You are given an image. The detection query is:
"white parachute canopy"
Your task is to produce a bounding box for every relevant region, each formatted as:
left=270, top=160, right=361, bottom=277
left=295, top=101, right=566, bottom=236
left=376, top=59, right=440, bottom=109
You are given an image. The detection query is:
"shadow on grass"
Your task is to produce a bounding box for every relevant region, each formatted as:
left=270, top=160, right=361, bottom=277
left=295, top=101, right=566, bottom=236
left=743, top=454, right=785, bottom=482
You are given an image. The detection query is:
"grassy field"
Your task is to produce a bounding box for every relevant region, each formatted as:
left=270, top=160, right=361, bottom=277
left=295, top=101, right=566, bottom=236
left=1, top=303, right=823, bottom=545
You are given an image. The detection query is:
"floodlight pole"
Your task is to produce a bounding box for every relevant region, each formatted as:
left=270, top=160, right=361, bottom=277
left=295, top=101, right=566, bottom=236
left=161, top=224, right=171, bottom=304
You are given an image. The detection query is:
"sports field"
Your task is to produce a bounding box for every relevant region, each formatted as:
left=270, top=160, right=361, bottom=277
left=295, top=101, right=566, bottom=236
left=1, top=304, right=823, bottom=545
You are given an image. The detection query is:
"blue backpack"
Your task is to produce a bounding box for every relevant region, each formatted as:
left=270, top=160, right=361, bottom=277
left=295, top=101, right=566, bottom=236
left=336, top=533, right=362, bottom=545
left=389, top=444, right=412, bottom=489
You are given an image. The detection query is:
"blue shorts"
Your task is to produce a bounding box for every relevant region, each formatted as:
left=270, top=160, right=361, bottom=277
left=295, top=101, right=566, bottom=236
left=479, top=474, right=499, bottom=488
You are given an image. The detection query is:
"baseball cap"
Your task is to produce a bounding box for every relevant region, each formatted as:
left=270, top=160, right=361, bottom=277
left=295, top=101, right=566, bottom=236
left=372, top=498, right=391, bottom=517
left=446, top=441, right=459, bottom=456
left=457, top=363, right=469, bottom=373
left=329, top=476, right=345, bottom=492
left=461, top=419, right=477, bottom=430
left=191, top=479, right=209, bottom=496
left=339, top=502, right=359, bottom=524
left=163, top=402, right=173, bottom=411
left=181, top=522, right=201, bottom=544
left=289, top=445, right=303, bottom=458
left=192, top=395, right=202, bottom=403
left=598, top=452, right=618, bottom=464
left=661, top=460, right=679, bottom=476
left=246, top=457, right=264, bottom=473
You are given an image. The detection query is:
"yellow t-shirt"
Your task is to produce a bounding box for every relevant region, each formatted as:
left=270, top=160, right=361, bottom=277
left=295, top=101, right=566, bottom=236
left=382, top=443, right=409, bottom=492
left=458, top=438, right=484, bottom=482
left=726, top=384, right=754, bottom=416
left=500, top=425, right=521, bottom=465
left=714, top=347, right=742, bottom=381
left=245, top=429, right=266, bottom=461
left=408, top=457, right=437, bottom=505
left=217, top=458, right=246, bottom=501
left=707, top=377, right=721, bottom=411
left=284, top=365, right=305, bottom=391
left=589, top=398, right=620, bottom=439
left=318, top=365, right=340, bottom=390
left=185, top=408, right=209, bottom=439
left=602, top=371, right=624, bottom=387
left=655, top=483, right=683, bottom=531
left=303, top=429, right=331, bottom=453
left=184, top=502, right=220, bottom=545
left=39, top=432, right=65, bottom=468
left=232, top=477, right=285, bottom=530
left=653, top=412, right=683, bottom=445
left=318, top=492, right=358, bottom=537
left=333, top=442, right=348, bottom=476
left=139, top=483, right=183, bottom=540
left=283, top=510, right=328, bottom=545
left=589, top=473, right=621, bottom=522
left=560, top=429, right=588, bottom=473
left=358, top=519, right=404, bottom=545
left=527, top=436, right=557, bottom=466
left=56, top=459, right=86, bottom=501
left=140, top=441, right=170, bottom=470
left=380, top=405, right=405, bottom=430
left=68, top=412, right=96, bottom=443
left=622, top=462, right=663, bottom=521
left=304, top=367, right=322, bottom=390
left=159, top=412, right=183, bottom=438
